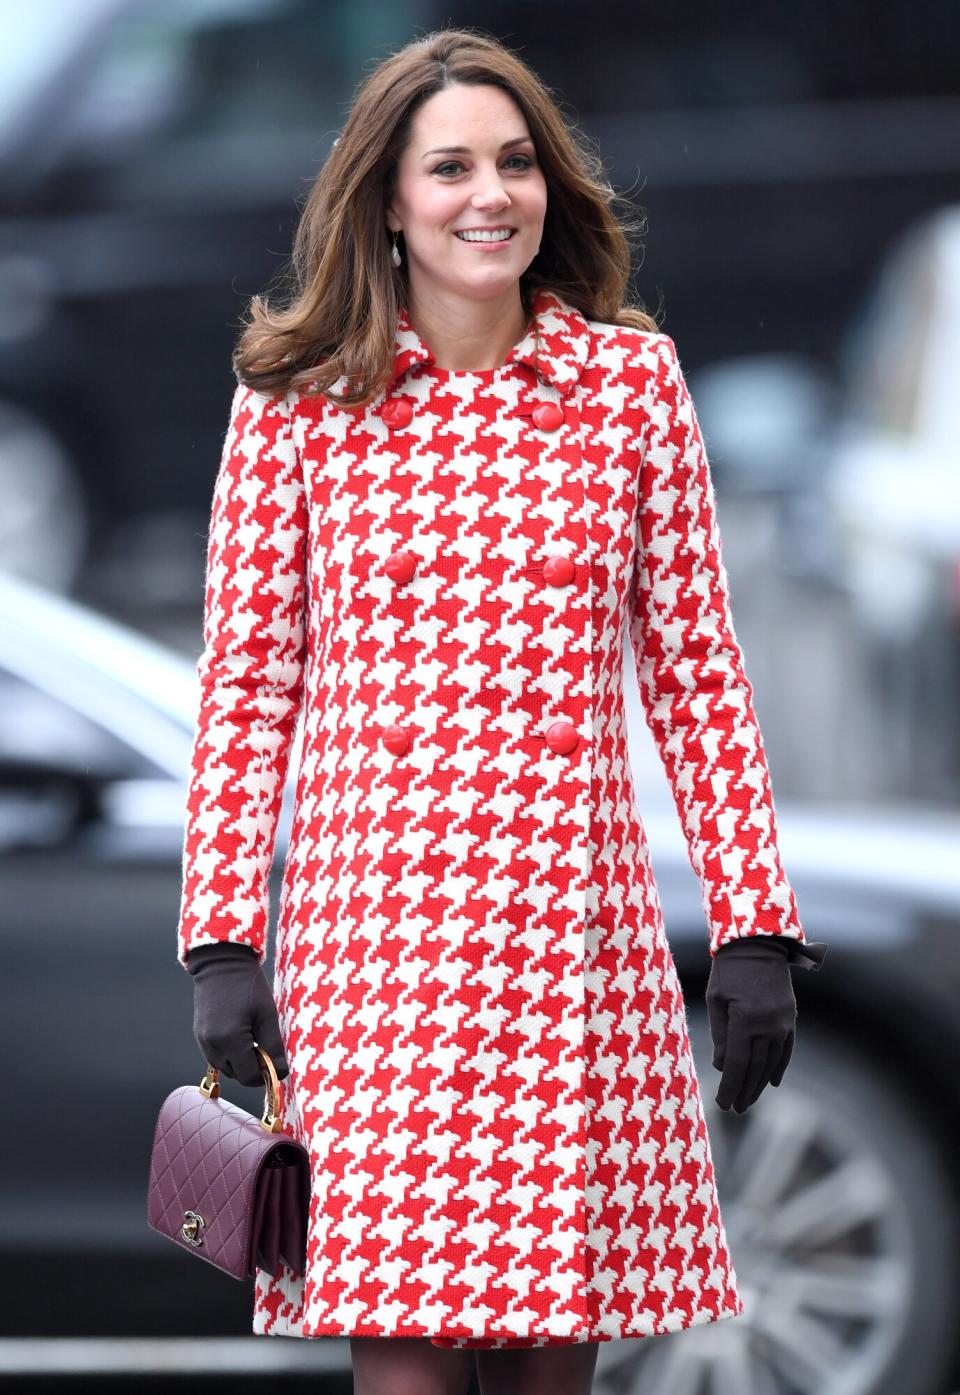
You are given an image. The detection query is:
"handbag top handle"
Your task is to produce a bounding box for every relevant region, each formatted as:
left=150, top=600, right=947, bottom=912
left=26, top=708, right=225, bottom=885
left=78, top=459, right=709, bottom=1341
left=198, top=1044, right=285, bottom=1133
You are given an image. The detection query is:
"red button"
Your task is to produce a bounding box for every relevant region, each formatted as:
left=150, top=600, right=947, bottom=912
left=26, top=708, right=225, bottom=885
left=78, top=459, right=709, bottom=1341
left=543, top=554, right=576, bottom=587
left=531, top=401, right=565, bottom=432
left=385, top=549, right=418, bottom=584
left=382, top=398, right=413, bottom=428
left=382, top=723, right=410, bottom=755
left=544, top=720, right=579, bottom=755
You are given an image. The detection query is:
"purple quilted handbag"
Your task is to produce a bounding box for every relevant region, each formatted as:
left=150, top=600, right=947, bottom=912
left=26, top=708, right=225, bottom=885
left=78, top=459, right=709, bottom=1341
left=147, top=1045, right=310, bottom=1280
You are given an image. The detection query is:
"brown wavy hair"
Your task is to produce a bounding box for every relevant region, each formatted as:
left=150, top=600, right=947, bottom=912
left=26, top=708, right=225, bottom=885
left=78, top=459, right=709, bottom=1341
left=233, top=25, right=661, bottom=408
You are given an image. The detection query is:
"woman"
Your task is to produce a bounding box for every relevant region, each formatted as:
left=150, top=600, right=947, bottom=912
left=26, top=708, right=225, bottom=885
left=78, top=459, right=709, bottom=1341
left=180, top=25, right=826, bottom=1395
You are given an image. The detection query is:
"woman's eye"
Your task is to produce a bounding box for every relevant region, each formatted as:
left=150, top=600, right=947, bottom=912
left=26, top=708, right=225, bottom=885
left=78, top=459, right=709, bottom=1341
left=433, top=155, right=534, bottom=176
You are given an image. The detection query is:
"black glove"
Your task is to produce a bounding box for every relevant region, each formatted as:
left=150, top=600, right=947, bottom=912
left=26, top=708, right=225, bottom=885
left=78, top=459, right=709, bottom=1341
left=706, top=935, right=827, bottom=1114
left=185, top=941, right=289, bottom=1088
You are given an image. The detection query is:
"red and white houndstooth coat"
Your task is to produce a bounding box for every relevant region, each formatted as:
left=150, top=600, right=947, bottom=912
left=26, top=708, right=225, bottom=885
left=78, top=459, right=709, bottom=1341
left=176, top=286, right=810, bottom=1348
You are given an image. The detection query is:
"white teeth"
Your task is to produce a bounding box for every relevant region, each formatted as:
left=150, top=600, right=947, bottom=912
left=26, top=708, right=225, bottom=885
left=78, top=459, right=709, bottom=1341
left=455, top=229, right=514, bottom=242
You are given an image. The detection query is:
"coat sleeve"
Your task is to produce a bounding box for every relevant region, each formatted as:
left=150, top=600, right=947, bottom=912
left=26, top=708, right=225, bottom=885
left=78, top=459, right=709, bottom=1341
left=176, top=382, right=308, bottom=970
left=627, top=333, right=810, bottom=959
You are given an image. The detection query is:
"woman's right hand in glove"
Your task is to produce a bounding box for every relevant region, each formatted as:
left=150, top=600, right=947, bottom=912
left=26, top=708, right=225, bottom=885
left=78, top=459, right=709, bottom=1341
left=185, top=942, right=289, bottom=1087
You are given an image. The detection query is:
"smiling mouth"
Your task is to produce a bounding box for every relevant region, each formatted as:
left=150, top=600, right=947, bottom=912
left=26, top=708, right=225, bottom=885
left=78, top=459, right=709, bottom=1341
left=454, top=229, right=517, bottom=242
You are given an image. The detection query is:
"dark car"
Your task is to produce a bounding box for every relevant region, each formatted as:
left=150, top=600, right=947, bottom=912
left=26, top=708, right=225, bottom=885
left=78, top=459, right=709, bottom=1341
left=0, top=0, right=357, bottom=604
left=4, top=567, right=960, bottom=1395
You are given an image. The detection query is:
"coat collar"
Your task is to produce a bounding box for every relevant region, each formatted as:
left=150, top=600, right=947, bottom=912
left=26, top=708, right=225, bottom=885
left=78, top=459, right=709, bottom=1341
left=388, top=287, right=592, bottom=396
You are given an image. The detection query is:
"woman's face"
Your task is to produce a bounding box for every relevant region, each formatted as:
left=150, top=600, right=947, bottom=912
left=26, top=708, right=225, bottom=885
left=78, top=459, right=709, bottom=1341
left=386, top=82, right=547, bottom=308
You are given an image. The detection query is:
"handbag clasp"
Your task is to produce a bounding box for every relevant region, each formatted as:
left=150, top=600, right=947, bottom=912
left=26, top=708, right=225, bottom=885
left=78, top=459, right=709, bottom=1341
left=181, top=1209, right=205, bottom=1246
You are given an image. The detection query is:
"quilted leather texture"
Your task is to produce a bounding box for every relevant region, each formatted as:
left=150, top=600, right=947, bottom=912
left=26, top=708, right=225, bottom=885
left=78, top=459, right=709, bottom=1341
left=147, top=1084, right=309, bottom=1279
left=175, top=288, right=811, bottom=1347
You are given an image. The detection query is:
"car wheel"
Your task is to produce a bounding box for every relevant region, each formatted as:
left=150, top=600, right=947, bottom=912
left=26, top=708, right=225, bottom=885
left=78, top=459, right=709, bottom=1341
left=593, top=1008, right=959, bottom=1395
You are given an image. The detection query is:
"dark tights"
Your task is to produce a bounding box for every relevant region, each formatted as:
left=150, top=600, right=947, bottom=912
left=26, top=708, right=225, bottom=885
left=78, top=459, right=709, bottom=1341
left=350, top=1335, right=600, bottom=1395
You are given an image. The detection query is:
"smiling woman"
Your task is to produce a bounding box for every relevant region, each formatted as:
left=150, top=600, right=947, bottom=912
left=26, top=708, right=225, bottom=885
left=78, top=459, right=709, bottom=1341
left=381, top=83, right=550, bottom=370
left=177, top=22, right=822, bottom=1395
left=229, top=27, right=659, bottom=407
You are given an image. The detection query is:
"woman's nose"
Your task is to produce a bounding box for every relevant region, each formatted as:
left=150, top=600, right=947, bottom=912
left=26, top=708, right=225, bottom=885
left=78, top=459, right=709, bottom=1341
left=472, top=170, right=511, bottom=206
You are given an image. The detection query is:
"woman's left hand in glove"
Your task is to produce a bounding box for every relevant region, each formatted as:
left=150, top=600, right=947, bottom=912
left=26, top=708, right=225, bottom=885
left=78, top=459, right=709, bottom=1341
left=706, top=934, right=828, bottom=1114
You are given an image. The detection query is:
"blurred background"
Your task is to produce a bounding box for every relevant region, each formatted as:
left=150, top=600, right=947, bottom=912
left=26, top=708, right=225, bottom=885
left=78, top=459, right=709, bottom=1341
left=3, top=2, right=960, bottom=1392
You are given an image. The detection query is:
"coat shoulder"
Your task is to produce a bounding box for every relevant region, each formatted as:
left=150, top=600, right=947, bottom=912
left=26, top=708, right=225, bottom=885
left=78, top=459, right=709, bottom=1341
left=582, top=319, right=676, bottom=386
left=229, top=378, right=299, bottom=421
left=586, top=319, right=670, bottom=349
left=586, top=319, right=675, bottom=368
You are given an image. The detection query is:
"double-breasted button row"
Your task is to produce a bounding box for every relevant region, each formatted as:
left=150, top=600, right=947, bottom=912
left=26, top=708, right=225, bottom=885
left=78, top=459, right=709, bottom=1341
left=381, top=550, right=576, bottom=587
left=377, top=538, right=581, bottom=759
left=381, top=718, right=580, bottom=758
left=380, top=397, right=571, bottom=432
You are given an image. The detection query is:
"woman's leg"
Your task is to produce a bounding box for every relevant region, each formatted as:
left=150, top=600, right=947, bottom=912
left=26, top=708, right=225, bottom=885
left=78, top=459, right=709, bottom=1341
left=475, top=1340, right=600, bottom=1395
left=349, top=1336, right=476, bottom=1395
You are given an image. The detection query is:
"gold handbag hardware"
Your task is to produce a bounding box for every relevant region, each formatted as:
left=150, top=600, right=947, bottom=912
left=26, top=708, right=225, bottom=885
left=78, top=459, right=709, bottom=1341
left=198, top=1043, right=284, bottom=1132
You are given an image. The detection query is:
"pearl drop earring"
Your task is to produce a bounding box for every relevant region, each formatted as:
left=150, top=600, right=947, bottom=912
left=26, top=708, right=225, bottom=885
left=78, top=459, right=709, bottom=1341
left=391, top=231, right=402, bottom=268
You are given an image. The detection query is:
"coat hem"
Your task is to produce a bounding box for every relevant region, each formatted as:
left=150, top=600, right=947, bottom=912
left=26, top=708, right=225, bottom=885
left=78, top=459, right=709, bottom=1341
left=250, top=1293, right=746, bottom=1344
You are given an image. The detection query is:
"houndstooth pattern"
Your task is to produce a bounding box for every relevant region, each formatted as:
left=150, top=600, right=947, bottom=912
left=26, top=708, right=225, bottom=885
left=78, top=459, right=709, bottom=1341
left=176, top=288, right=807, bottom=1347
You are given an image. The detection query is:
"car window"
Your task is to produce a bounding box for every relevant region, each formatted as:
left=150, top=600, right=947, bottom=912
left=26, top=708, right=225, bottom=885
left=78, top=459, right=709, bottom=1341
left=60, top=0, right=362, bottom=176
